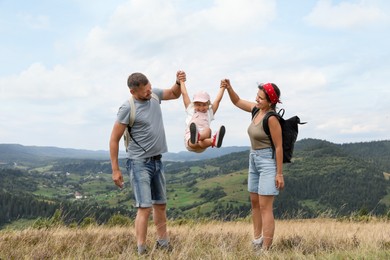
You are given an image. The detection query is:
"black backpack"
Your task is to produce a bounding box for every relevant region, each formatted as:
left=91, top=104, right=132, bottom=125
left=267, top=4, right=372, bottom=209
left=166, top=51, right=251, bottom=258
left=252, top=107, right=306, bottom=163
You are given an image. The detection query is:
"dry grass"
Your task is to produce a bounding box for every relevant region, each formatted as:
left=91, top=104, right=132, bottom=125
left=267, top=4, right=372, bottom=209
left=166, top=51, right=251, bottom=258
left=1, top=218, right=389, bottom=259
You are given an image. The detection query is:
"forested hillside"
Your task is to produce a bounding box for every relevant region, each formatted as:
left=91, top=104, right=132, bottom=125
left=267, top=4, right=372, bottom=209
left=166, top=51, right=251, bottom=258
left=281, top=139, right=389, bottom=216
left=0, top=139, right=389, bottom=227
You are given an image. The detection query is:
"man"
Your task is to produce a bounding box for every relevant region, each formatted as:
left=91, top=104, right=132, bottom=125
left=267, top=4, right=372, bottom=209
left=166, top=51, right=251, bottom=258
left=109, top=71, right=185, bottom=255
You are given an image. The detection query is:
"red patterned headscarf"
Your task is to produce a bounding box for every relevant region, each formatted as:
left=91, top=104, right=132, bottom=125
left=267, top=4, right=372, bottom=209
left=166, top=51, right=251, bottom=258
left=262, top=83, right=281, bottom=104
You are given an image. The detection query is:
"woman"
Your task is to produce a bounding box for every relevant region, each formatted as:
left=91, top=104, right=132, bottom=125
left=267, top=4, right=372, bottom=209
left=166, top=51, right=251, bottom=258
left=222, top=79, right=285, bottom=250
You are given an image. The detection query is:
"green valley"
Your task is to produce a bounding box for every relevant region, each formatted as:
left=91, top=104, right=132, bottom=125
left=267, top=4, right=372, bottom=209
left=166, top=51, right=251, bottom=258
left=1, top=139, right=389, bottom=227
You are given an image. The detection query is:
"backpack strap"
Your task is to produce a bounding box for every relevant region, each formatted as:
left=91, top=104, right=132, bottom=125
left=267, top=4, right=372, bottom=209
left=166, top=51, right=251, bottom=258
left=263, top=110, right=280, bottom=159
left=251, top=106, right=260, bottom=119
left=128, top=93, right=159, bottom=126
left=262, top=111, right=279, bottom=136
left=128, top=96, right=136, bottom=127
left=251, top=106, right=279, bottom=158
left=125, top=93, right=160, bottom=152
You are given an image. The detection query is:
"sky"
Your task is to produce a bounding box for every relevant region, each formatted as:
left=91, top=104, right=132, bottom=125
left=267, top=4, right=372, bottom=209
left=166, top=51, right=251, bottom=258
left=0, top=0, right=389, bottom=153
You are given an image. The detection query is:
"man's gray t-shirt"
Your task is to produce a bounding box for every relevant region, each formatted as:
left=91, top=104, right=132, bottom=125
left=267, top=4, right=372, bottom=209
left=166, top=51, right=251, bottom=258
left=116, top=88, right=167, bottom=159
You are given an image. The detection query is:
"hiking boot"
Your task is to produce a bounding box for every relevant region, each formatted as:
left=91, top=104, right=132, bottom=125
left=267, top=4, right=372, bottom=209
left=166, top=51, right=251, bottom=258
left=190, top=123, right=198, bottom=144
left=212, top=125, right=225, bottom=148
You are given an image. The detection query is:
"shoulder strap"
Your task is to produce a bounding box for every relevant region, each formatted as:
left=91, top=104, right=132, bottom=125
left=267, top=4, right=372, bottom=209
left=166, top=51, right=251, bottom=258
left=262, top=110, right=279, bottom=159
left=262, top=111, right=279, bottom=136
left=128, top=96, right=136, bottom=127
left=251, top=107, right=260, bottom=119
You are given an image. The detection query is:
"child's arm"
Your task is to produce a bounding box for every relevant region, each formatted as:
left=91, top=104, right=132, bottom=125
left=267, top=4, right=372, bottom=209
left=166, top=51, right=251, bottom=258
left=211, top=83, right=226, bottom=114
left=180, top=81, right=191, bottom=109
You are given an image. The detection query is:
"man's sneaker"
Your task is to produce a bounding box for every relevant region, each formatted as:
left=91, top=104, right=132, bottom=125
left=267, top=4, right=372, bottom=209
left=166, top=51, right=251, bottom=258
left=212, top=125, right=226, bottom=148
left=137, top=244, right=148, bottom=255
left=155, top=240, right=173, bottom=252
left=190, top=123, right=198, bottom=144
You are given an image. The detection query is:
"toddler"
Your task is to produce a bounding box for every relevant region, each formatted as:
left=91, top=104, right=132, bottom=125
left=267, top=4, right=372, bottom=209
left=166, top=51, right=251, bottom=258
left=179, top=80, right=226, bottom=153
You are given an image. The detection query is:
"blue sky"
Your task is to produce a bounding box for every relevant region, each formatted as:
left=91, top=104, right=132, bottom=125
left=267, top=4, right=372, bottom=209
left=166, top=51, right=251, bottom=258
left=1, top=0, right=389, bottom=153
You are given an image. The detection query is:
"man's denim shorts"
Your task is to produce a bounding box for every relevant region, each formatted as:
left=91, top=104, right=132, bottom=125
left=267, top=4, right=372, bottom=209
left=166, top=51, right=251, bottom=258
left=248, top=148, right=279, bottom=196
left=126, top=157, right=167, bottom=208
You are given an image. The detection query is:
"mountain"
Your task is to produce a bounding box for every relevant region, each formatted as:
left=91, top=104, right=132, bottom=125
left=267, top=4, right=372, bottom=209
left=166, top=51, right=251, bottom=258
left=0, top=143, right=249, bottom=163
left=0, top=144, right=109, bottom=162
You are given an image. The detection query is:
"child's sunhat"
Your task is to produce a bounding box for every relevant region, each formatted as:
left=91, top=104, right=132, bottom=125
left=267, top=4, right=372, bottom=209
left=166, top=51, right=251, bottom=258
left=193, top=91, right=210, bottom=103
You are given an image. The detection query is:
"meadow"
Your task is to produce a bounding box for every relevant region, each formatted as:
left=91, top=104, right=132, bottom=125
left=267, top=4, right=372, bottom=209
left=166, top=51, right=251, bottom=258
left=1, top=218, right=389, bottom=259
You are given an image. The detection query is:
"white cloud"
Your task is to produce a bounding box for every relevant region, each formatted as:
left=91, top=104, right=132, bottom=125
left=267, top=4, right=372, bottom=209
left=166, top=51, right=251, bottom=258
left=340, top=124, right=380, bottom=134
left=304, top=0, right=387, bottom=29
left=0, top=0, right=389, bottom=152
left=313, top=113, right=388, bottom=143
left=187, top=0, right=276, bottom=31
left=0, top=63, right=88, bottom=100
left=17, top=13, right=50, bottom=30
left=107, top=0, right=178, bottom=41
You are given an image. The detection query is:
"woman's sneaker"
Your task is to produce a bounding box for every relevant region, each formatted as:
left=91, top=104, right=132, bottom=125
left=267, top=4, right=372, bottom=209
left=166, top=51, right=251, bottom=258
left=190, top=123, right=198, bottom=144
left=252, top=236, right=263, bottom=250
left=212, top=125, right=226, bottom=148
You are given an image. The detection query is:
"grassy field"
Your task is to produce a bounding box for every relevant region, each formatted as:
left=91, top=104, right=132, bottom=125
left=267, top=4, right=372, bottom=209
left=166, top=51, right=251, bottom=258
left=1, top=218, right=389, bottom=259
left=167, top=168, right=248, bottom=212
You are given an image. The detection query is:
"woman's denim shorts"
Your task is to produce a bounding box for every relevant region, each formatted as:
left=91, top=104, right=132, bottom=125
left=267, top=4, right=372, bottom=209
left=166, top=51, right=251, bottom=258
left=248, top=148, right=279, bottom=196
left=126, top=157, right=166, bottom=208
